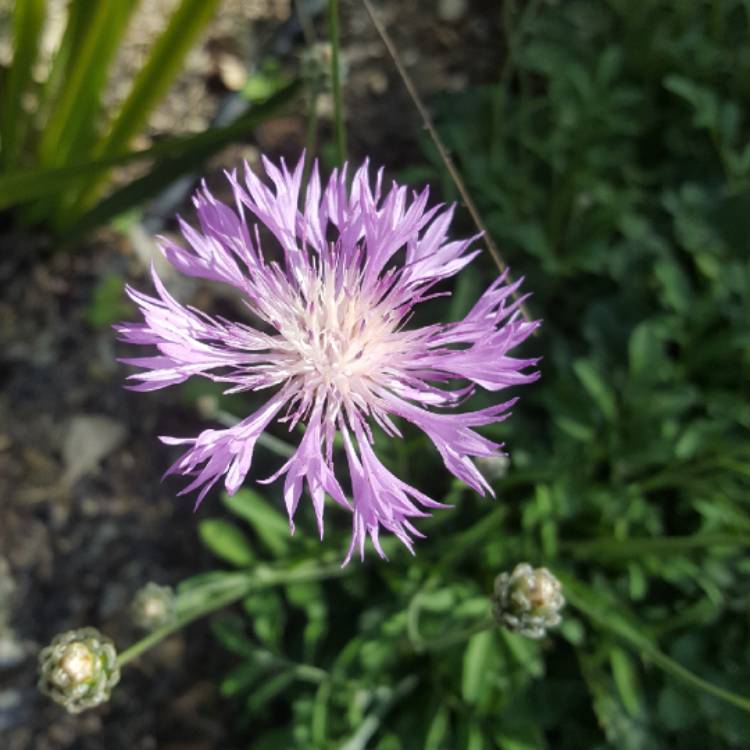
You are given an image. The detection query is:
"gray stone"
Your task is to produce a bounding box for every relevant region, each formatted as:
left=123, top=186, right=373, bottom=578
left=62, top=415, right=127, bottom=485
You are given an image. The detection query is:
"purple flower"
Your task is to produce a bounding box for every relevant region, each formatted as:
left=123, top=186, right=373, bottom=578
left=118, top=155, right=540, bottom=562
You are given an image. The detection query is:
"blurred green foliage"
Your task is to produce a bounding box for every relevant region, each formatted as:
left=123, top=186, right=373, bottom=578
left=85, top=272, right=132, bottom=328
left=189, top=1, right=750, bottom=747
left=0, top=0, right=298, bottom=241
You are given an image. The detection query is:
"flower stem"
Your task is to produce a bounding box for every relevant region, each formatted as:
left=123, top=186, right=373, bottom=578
left=559, top=572, right=750, bottom=714
left=328, top=0, right=346, bottom=165
left=303, top=88, right=319, bottom=173
left=117, top=563, right=345, bottom=668
left=117, top=584, right=245, bottom=667
left=564, top=533, right=750, bottom=560
left=216, top=410, right=296, bottom=458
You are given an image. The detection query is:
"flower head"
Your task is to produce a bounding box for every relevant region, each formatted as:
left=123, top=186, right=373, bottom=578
left=118, top=155, right=539, bottom=562
left=38, top=627, right=120, bottom=713
left=492, top=563, right=564, bottom=639
left=131, top=582, right=177, bottom=630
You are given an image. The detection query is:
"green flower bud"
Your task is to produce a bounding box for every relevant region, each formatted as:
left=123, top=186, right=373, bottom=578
left=492, top=563, right=564, bottom=639
left=38, top=628, right=120, bottom=713
left=131, top=582, right=176, bottom=631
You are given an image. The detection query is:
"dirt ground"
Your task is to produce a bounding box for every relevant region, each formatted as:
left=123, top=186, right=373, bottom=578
left=0, top=2, right=502, bottom=747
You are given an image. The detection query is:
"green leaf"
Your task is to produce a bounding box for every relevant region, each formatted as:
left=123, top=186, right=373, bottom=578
left=242, top=589, right=285, bottom=648
left=414, top=589, right=456, bottom=612
left=609, top=646, right=643, bottom=718
left=500, top=629, right=544, bottom=679
left=578, top=650, right=650, bottom=750
left=246, top=671, right=296, bottom=712
left=286, top=581, right=327, bottom=656
left=198, top=518, right=256, bottom=567
left=664, top=75, right=719, bottom=131
left=36, top=0, right=88, bottom=118
left=220, top=661, right=264, bottom=697
left=222, top=489, right=291, bottom=557
left=628, top=321, right=665, bottom=379
left=554, top=414, right=595, bottom=442
left=466, top=722, right=485, bottom=750
left=657, top=685, right=700, bottom=731
left=312, top=681, right=331, bottom=746
left=462, top=630, right=494, bottom=705
left=654, top=258, right=692, bottom=313
left=0, top=0, right=45, bottom=168
left=424, top=706, right=450, bottom=750
left=573, top=359, right=617, bottom=420
left=85, top=273, right=132, bottom=328
left=211, top=614, right=255, bottom=657
left=559, top=617, right=585, bottom=646
left=497, top=732, right=543, bottom=750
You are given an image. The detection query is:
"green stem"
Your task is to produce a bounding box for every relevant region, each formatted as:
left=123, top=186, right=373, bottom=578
left=257, top=432, right=297, bottom=459
left=302, top=86, right=320, bottom=196
left=564, top=533, right=750, bottom=560
left=117, top=583, right=246, bottom=667
left=328, top=0, right=346, bottom=165
left=560, top=572, right=750, bottom=714
left=216, top=410, right=296, bottom=458
left=117, top=563, right=344, bottom=668
left=635, top=450, right=750, bottom=491
left=251, top=645, right=328, bottom=684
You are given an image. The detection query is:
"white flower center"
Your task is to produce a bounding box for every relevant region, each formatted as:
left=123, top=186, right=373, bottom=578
left=271, top=261, right=402, bottom=411
left=60, top=643, right=96, bottom=684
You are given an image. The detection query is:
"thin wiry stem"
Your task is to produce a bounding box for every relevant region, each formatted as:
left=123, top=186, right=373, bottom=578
left=361, top=0, right=532, bottom=322
left=328, top=0, right=347, bottom=165
left=117, top=563, right=346, bottom=668
left=303, top=88, right=320, bottom=189
left=216, top=409, right=296, bottom=457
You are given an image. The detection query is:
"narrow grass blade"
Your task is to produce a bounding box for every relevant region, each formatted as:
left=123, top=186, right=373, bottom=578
left=0, top=80, right=299, bottom=213
left=37, top=0, right=88, bottom=119
left=565, top=533, right=750, bottom=561
left=73, top=0, right=220, bottom=211
left=105, top=0, right=220, bottom=153
left=37, top=0, right=139, bottom=168
left=0, top=0, right=45, bottom=168
left=328, top=0, right=346, bottom=165
left=61, top=81, right=301, bottom=239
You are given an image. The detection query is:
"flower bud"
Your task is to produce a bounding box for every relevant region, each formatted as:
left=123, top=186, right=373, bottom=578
left=476, top=454, right=510, bottom=481
left=492, top=563, right=564, bottom=639
left=38, top=628, right=120, bottom=713
left=131, top=582, right=176, bottom=631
